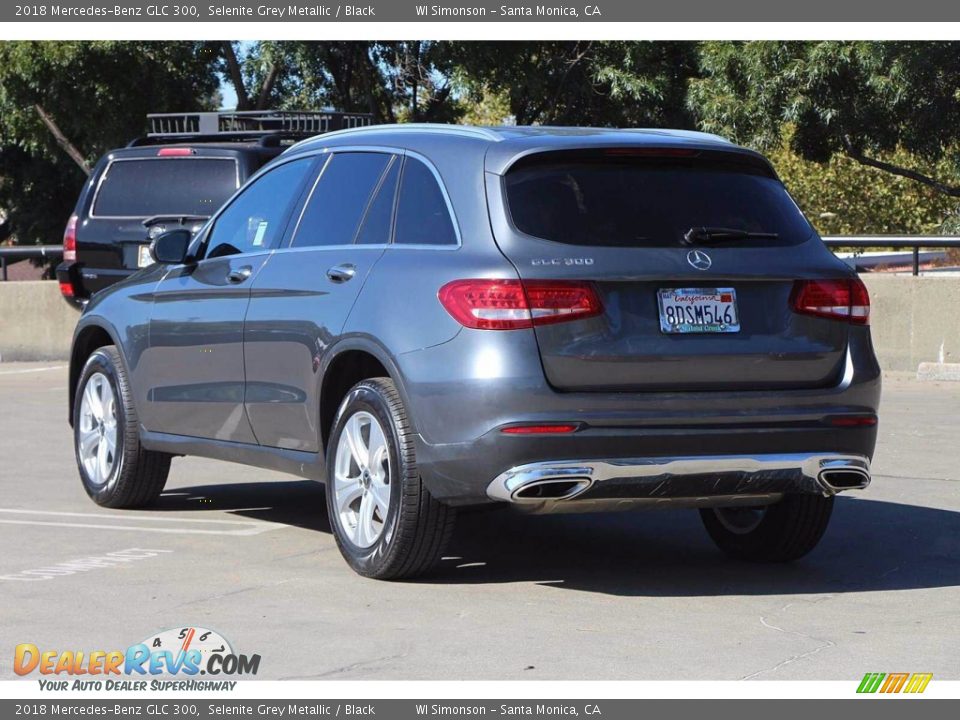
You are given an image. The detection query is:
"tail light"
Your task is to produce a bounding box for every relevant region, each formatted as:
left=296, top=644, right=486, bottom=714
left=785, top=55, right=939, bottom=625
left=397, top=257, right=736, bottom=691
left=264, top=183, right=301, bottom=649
left=59, top=281, right=74, bottom=298
left=438, top=279, right=603, bottom=330
left=790, top=278, right=870, bottom=325
left=63, top=214, right=78, bottom=262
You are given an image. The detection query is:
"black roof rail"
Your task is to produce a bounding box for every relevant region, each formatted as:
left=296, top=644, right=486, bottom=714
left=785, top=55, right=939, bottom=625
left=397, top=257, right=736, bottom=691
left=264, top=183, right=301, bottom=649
left=126, top=110, right=375, bottom=147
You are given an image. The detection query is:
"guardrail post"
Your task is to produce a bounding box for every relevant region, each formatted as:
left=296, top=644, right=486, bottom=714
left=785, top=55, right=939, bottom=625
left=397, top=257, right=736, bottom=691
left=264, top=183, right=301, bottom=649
left=913, top=247, right=920, bottom=276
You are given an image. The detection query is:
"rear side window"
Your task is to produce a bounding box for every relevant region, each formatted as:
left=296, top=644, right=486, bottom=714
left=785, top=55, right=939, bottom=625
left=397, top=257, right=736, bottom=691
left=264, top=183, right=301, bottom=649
left=291, top=152, right=392, bottom=248
left=504, top=153, right=814, bottom=248
left=394, top=158, right=458, bottom=246
left=92, top=158, right=238, bottom=218
left=203, top=157, right=314, bottom=259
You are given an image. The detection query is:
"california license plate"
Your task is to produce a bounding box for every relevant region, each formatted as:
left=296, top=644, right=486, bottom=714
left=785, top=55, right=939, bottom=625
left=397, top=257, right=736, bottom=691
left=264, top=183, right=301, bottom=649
left=137, top=244, right=153, bottom=268
left=658, top=287, right=740, bottom=334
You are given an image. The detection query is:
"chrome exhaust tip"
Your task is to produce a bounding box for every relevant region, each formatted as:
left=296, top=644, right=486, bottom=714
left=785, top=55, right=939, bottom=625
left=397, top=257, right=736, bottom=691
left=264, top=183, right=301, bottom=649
left=487, top=465, right=596, bottom=503
left=512, top=477, right=593, bottom=502
left=817, top=465, right=871, bottom=494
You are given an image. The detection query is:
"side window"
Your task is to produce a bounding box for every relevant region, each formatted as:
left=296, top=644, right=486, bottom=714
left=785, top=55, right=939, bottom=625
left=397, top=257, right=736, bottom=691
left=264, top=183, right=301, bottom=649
left=356, top=157, right=400, bottom=245
left=290, top=152, right=392, bottom=248
left=204, top=157, right=313, bottom=260
left=393, top=157, right=458, bottom=246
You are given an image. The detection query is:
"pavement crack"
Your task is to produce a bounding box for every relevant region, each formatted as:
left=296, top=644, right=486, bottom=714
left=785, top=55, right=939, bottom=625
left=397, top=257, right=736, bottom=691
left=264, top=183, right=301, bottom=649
left=280, top=653, right=405, bottom=679
left=175, top=578, right=298, bottom=608
left=740, top=599, right=837, bottom=680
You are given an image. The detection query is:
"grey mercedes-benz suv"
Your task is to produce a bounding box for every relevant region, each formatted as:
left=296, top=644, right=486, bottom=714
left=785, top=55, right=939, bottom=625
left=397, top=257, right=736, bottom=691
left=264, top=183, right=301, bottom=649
left=67, top=124, right=880, bottom=579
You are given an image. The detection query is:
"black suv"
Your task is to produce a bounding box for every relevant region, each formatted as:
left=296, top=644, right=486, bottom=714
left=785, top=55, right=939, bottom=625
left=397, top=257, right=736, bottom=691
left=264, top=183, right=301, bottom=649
left=57, top=111, right=372, bottom=304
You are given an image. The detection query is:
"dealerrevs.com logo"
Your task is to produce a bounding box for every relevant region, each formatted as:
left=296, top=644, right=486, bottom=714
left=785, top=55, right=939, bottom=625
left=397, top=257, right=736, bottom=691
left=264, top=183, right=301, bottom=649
left=14, top=627, right=260, bottom=691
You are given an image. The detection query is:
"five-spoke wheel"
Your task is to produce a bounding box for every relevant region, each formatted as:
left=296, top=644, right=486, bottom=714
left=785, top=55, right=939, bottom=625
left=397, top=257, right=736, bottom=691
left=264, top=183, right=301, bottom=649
left=333, top=411, right=392, bottom=548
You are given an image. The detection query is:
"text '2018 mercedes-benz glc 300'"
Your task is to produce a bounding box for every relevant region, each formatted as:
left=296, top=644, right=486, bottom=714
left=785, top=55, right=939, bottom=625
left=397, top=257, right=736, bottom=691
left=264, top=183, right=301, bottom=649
left=67, top=124, right=880, bottom=579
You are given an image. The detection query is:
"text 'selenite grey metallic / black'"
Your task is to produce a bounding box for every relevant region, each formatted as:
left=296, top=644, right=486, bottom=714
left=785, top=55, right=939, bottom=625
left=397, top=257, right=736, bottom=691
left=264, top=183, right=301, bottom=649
left=66, top=124, right=881, bottom=579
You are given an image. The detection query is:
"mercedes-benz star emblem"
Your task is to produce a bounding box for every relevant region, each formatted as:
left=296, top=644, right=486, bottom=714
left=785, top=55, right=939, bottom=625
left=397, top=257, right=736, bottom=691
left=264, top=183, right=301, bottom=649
left=686, top=249, right=713, bottom=271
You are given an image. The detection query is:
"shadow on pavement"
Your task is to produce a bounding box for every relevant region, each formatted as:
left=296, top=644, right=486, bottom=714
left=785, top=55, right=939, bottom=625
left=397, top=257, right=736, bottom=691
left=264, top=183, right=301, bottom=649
left=154, top=482, right=960, bottom=597
left=154, top=479, right=331, bottom=533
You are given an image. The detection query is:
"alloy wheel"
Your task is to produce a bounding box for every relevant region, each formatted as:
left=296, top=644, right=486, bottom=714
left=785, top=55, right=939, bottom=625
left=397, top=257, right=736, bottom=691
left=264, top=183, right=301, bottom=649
left=333, top=411, right=392, bottom=548
left=78, top=372, right=119, bottom=486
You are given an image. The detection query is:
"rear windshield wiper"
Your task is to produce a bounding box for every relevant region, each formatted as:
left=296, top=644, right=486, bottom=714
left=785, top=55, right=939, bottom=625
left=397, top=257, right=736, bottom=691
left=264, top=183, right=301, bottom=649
left=683, top=226, right=779, bottom=245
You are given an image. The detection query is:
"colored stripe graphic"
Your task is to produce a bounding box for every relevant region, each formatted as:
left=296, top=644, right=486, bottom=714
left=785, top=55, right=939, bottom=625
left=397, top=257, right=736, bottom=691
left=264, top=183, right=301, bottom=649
left=857, top=672, right=932, bottom=694
left=881, top=672, right=910, bottom=693
left=904, top=673, right=933, bottom=694
left=857, top=673, right=886, bottom=693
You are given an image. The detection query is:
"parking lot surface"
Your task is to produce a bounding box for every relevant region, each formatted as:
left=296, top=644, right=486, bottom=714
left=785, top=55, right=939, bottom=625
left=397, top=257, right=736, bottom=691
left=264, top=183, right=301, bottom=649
left=1, top=363, right=958, bottom=680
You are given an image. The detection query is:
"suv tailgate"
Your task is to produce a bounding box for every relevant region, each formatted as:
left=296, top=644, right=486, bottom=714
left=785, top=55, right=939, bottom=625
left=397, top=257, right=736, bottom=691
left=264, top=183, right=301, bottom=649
left=486, top=149, right=852, bottom=392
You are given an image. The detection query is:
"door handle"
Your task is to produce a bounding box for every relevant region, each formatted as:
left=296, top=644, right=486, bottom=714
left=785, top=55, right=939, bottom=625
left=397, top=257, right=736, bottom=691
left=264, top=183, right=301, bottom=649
left=227, top=266, right=253, bottom=284
left=326, top=263, right=356, bottom=283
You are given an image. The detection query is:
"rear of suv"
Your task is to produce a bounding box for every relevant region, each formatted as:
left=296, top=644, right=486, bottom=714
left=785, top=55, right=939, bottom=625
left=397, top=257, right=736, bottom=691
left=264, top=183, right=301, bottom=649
left=56, top=110, right=373, bottom=303
left=67, top=124, right=880, bottom=580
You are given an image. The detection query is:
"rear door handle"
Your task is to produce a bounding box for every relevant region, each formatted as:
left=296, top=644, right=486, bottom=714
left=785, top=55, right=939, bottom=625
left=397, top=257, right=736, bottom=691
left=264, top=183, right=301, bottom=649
left=326, top=263, right=356, bottom=283
left=227, top=266, right=253, bottom=283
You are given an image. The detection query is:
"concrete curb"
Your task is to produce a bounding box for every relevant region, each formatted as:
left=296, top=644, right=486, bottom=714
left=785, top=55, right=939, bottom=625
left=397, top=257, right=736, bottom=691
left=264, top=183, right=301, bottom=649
left=917, top=362, right=960, bottom=382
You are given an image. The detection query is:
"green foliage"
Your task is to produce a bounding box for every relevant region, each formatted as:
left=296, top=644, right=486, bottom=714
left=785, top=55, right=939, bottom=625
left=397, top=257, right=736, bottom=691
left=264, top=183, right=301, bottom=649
left=446, top=41, right=698, bottom=128
left=768, top=140, right=959, bottom=235
left=0, top=41, right=220, bottom=245
left=691, top=41, right=960, bottom=199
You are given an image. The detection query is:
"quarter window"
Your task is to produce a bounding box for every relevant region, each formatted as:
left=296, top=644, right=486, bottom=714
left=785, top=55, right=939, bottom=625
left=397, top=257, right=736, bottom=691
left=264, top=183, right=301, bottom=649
left=393, top=158, right=458, bottom=246
left=356, top=157, right=400, bottom=246
left=291, top=152, right=392, bottom=248
left=203, top=157, right=314, bottom=259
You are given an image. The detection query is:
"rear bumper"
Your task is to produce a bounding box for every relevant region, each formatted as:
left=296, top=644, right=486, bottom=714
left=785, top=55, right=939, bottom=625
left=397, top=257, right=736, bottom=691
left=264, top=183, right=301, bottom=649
left=486, top=452, right=870, bottom=514
left=393, top=318, right=881, bottom=506
left=57, top=261, right=136, bottom=300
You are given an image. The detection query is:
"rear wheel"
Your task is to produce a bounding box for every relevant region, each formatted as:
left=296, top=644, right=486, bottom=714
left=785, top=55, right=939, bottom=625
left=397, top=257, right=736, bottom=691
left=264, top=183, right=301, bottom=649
left=325, top=377, right=455, bottom=580
left=73, top=346, right=171, bottom=508
left=699, top=494, right=834, bottom=562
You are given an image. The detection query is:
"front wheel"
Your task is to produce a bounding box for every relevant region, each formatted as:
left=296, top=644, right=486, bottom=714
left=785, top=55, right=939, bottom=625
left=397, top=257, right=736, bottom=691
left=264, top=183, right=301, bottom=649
left=325, top=377, right=455, bottom=580
left=73, top=346, right=171, bottom=508
left=699, top=494, right=834, bottom=562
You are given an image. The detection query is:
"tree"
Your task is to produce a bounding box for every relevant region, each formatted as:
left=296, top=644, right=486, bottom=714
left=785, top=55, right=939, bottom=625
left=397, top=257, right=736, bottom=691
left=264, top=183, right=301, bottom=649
left=690, top=41, right=960, bottom=199
left=0, top=41, right=220, bottom=245
left=220, top=42, right=460, bottom=124
left=447, top=41, right=698, bottom=128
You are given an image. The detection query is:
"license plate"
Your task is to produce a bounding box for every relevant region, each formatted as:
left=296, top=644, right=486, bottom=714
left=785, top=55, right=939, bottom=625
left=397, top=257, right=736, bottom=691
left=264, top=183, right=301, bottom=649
left=658, top=287, right=740, bottom=334
left=137, top=244, right=153, bottom=268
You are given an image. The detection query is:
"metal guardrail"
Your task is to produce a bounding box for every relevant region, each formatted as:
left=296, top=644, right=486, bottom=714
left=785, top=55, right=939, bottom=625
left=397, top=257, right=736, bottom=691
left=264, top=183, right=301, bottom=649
left=822, top=236, right=960, bottom=275
left=0, top=245, right=62, bottom=281
left=1, top=236, right=958, bottom=281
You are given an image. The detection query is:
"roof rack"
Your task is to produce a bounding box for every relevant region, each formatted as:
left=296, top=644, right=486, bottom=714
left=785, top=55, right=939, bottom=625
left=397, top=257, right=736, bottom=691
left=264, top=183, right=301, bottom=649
left=128, top=110, right=375, bottom=147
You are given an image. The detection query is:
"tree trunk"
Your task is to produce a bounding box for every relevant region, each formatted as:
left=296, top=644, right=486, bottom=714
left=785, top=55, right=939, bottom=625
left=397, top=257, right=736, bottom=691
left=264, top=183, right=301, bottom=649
left=222, top=41, right=251, bottom=110
left=33, top=105, right=90, bottom=176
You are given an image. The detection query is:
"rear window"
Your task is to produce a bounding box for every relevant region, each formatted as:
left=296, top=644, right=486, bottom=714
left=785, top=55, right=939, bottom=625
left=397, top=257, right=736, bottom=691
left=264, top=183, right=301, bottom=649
left=504, top=153, right=813, bottom=247
left=92, top=158, right=238, bottom=217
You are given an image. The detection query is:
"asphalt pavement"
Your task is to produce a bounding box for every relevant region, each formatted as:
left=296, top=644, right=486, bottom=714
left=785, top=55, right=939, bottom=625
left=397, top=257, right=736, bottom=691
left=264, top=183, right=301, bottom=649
left=1, top=363, right=958, bottom=680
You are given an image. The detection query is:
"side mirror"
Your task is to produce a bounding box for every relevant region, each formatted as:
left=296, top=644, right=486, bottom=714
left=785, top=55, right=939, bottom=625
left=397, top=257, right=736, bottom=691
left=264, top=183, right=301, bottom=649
left=149, top=229, right=192, bottom=265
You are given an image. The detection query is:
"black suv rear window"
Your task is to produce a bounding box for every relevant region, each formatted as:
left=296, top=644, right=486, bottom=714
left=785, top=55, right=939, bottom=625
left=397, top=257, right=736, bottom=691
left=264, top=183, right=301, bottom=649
left=92, top=158, right=238, bottom=217
left=504, top=153, right=813, bottom=247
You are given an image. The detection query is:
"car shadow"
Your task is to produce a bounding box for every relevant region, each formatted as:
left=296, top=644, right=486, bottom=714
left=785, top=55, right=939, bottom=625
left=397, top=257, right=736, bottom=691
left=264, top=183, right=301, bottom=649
left=154, top=479, right=331, bottom=533
left=153, top=482, right=960, bottom=597
left=432, top=496, right=960, bottom=597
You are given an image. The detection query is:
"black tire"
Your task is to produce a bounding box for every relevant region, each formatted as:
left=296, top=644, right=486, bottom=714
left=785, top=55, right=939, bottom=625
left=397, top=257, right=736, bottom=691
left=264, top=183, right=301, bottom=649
left=699, top=494, right=834, bottom=562
left=73, top=345, right=171, bottom=508
left=325, top=377, right=455, bottom=580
